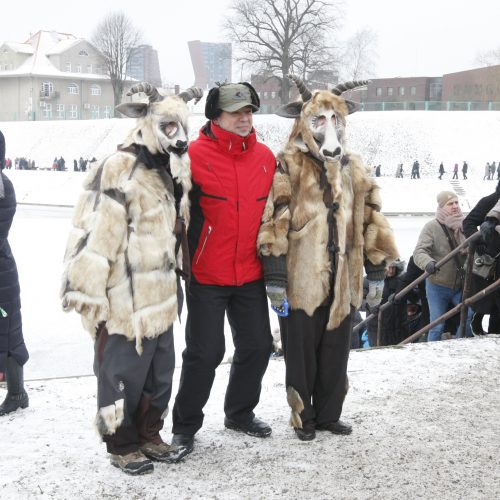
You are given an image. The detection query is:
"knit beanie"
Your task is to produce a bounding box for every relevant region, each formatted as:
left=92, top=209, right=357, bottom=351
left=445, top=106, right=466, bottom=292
left=0, top=130, right=5, bottom=169
left=437, top=191, right=457, bottom=207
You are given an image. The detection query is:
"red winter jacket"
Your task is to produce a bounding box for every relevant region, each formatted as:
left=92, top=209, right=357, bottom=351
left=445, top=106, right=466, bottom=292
left=187, top=122, right=276, bottom=286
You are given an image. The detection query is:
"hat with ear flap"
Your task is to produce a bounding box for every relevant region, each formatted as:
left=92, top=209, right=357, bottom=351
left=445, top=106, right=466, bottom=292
left=205, top=82, right=260, bottom=119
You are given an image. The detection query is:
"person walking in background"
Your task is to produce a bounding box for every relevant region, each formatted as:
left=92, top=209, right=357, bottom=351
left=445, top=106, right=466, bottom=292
left=0, top=130, right=29, bottom=416
left=463, top=182, right=500, bottom=335
left=411, top=160, right=420, bottom=179
left=496, top=162, right=500, bottom=180
left=452, top=163, right=459, bottom=179
left=484, top=162, right=491, bottom=180
left=396, top=163, right=404, bottom=178
left=375, top=164, right=381, bottom=177
left=413, top=191, right=473, bottom=341
left=490, top=162, right=496, bottom=180
left=462, top=161, right=468, bottom=180
left=170, top=82, right=275, bottom=457
left=438, top=162, right=445, bottom=180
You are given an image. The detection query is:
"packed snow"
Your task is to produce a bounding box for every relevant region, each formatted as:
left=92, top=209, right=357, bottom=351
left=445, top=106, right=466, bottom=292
left=1, top=111, right=500, bottom=499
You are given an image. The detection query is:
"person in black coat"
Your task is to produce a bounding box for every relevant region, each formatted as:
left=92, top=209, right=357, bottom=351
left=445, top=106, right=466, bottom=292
left=0, top=130, right=29, bottom=416
left=462, top=182, right=500, bottom=334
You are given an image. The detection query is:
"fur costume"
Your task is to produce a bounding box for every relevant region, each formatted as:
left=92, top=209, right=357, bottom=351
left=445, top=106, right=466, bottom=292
left=61, top=149, right=190, bottom=354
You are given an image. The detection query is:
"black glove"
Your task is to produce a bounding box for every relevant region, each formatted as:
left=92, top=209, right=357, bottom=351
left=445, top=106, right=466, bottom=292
left=425, top=261, right=438, bottom=274
left=480, top=218, right=498, bottom=245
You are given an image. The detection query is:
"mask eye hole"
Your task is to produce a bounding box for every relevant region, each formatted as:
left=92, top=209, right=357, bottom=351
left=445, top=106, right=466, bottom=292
left=162, top=122, right=178, bottom=137
left=312, top=115, right=326, bottom=128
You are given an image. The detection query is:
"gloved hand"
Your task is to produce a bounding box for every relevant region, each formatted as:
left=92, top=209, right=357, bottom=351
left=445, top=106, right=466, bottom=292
left=425, top=261, right=438, bottom=274
left=480, top=218, right=498, bottom=245
left=475, top=240, right=487, bottom=256
left=266, top=285, right=289, bottom=317
left=366, top=280, right=384, bottom=308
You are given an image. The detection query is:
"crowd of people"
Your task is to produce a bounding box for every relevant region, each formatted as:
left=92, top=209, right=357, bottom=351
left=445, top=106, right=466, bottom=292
left=1, top=79, right=498, bottom=478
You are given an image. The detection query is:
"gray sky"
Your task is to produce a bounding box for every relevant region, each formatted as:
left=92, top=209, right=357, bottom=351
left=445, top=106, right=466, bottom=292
left=2, top=0, right=499, bottom=87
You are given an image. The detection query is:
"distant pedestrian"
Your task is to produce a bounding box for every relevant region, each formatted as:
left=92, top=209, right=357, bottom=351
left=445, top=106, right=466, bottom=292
left=490, top=162, right=496, bottom=180
left=452, top=163, right=458, bottom=179
left=73, top=159, right=78, bottom=172
left=484, top=162, right=490, bottom=180
left=497, top=162, right=500, bottom=180
left=411, top=160, right=420, bottom=179
left=438, top=162, right=445, bottom=180
left=375, top=164, right=381, bottom=177
left=396, top=163, right=404, bottom=178
left=462, top=161, right=468, bottom=180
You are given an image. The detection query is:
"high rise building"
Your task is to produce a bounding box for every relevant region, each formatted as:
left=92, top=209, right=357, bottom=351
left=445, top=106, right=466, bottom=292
left=127, top=44, right=162, bottom=87
left=188, top=41, right=232, bottom=89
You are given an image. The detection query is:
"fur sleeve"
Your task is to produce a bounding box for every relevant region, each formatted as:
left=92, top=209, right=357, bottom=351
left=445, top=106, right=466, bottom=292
left=257, top=158, right=291, bottom=257
left=60, top=160, right=128, bottom=328
left=363, top=183, right=399, bottom=265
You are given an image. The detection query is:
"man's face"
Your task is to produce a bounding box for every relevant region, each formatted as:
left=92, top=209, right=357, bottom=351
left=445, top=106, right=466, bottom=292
left=444, top=198, right=460, bottom=215
left=215, top=106, right=254, bottom=137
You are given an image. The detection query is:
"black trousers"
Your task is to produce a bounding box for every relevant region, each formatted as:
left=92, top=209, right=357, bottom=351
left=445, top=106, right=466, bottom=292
left=93, top=327, right=175, bottom=455
left=279, top=305, right=353, bottom=427
left=172, top=279, right=273, bottom=435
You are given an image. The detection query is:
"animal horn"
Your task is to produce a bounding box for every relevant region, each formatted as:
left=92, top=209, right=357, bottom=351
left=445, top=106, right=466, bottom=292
left=331, top=80, right=370, bottom=96
left=288, top=74, right=312, bottom=102
left=178, top=86, right=204, bottom=104
left=126, top=82, right=163, bottom=102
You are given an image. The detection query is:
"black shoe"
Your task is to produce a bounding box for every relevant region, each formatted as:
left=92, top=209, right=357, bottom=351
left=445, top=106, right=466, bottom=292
left=317, top=420, right=353, bottom=435
left=294, top=424, right=316, bottom=441
left=167, top=433, right=194, bottom=462
left=471, top=312, right=485, bottom=336
left=0, top=390, right=29, bottom=416
left=224, top=417, right=272, bottom=437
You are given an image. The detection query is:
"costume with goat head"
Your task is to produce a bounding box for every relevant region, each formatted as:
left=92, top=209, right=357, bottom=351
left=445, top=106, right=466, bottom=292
left=61, top=83, right=203, bottom=354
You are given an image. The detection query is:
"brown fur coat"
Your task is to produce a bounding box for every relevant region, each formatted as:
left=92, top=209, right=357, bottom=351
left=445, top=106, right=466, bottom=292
left=61, top=150, right=190, bottom=353
left=258, top=150, right=399, bottom=330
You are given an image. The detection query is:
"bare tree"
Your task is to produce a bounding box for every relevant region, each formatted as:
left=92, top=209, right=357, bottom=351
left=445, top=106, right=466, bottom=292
left=475, top=46, right=500, bottom=67
left=224, top=0, right=342, bottom=104
left=340, top=28, right=378, bottom=81
left=92, top=11, right=142, bottom=115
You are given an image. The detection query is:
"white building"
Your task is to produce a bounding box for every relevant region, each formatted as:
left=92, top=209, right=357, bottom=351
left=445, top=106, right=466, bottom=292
left=0, top=30, right=115, bottom=121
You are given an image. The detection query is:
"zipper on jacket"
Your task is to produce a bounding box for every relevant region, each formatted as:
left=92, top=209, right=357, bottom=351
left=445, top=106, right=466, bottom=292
left=195, top=225, right=212, bottom=265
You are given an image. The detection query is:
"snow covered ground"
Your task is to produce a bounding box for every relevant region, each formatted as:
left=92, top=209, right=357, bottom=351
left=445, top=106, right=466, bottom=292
left=1, top=112, right=500, bottom=498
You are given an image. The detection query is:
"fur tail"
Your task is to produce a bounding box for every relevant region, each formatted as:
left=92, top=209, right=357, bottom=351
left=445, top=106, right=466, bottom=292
left=286, top=386, right=304, bottom=428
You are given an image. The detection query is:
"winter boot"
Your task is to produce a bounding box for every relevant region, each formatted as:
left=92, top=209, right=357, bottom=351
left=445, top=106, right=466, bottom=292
left=0, top=356, right=29, bottom=416
left=110, top=450, right=154, bottom=475
left=471, top=312, right=485, bottom=336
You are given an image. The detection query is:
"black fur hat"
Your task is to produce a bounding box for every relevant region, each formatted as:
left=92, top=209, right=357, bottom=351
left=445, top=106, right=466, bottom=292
left=205, top=82, right=260, bottom=120
left=0, top=130, right=5, bottom=170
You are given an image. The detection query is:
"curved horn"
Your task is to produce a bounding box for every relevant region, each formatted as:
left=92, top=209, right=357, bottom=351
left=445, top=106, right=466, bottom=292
left=126, top=82, right=163, bottom=102
left=178, top=86, right=204, bottom=104
left=288, top=74, right=312, bottom=102
left=331, top=80, right=370, bottom=96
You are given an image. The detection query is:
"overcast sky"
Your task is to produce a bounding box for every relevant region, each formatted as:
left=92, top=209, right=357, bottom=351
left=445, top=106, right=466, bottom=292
left=2, top=0, right=499, bottom=88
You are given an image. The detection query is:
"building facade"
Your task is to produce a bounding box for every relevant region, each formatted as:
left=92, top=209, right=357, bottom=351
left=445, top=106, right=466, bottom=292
left=127, top=44, right=162, bottom=88
left=188, top=40, right=232, bottom=89
left=0, top=31, right=115, bottom=121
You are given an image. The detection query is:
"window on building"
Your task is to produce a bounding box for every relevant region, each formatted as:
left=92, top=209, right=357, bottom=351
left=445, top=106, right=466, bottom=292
left=410, top=86, right=417, bottom=96
left=79, top=49, right=89, bottom=56
left=430, top=83, right=442, bottom=100
left=387, top=87, right=393, bottom=96
left=43, top=103, right=52, bottom=119
left=376, top=87, right=382, bottom=97
left=68, top=83, right=79, bottom=95
left=76, top=64, right=82, bottom=73
left=271, top=91, right=276, bottom=98
left=56, top=104, right=65, bottom=119
left=69, top=104, right=78, bottom=119
left=103, top=106, right=112, bottom=118
left=86, top=64, right=92, bottom=73
left=41, top=82, right=54, bottom=97
left=91, top=104, right=100, bottom=119
left=65, top=62, right=71, bottom=72
left=90, top=84, right=101, bottom=96
left=399, top=86, right=405, bottom=96
left=264, top=92, right=268, bottom=98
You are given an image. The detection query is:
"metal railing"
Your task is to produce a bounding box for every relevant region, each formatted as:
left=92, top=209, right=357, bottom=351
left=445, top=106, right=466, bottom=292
left=353, top=231, right=499, bottom=346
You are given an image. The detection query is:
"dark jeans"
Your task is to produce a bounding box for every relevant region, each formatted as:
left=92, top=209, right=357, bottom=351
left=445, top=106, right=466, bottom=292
left=172, top=279, right=273, bottom=435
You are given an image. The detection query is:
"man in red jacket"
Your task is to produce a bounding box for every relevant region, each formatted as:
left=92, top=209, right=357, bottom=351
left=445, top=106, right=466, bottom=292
left=169, top=82, right=276, bottom=460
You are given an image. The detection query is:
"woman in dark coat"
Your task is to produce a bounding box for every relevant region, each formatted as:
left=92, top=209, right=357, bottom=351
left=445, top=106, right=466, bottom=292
left=462, top=182, right=500, bottom=334
left=0, top=130, right=29, bottom=415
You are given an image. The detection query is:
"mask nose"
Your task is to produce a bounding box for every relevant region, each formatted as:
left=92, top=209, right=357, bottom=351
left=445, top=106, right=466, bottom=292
left=323, top=147, right=341, bottom=159
left=175, top=140, right=187, bottom=150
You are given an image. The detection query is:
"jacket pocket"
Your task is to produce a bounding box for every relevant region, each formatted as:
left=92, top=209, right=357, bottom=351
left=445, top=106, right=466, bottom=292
left=195, top=225, right=213, bottom=265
